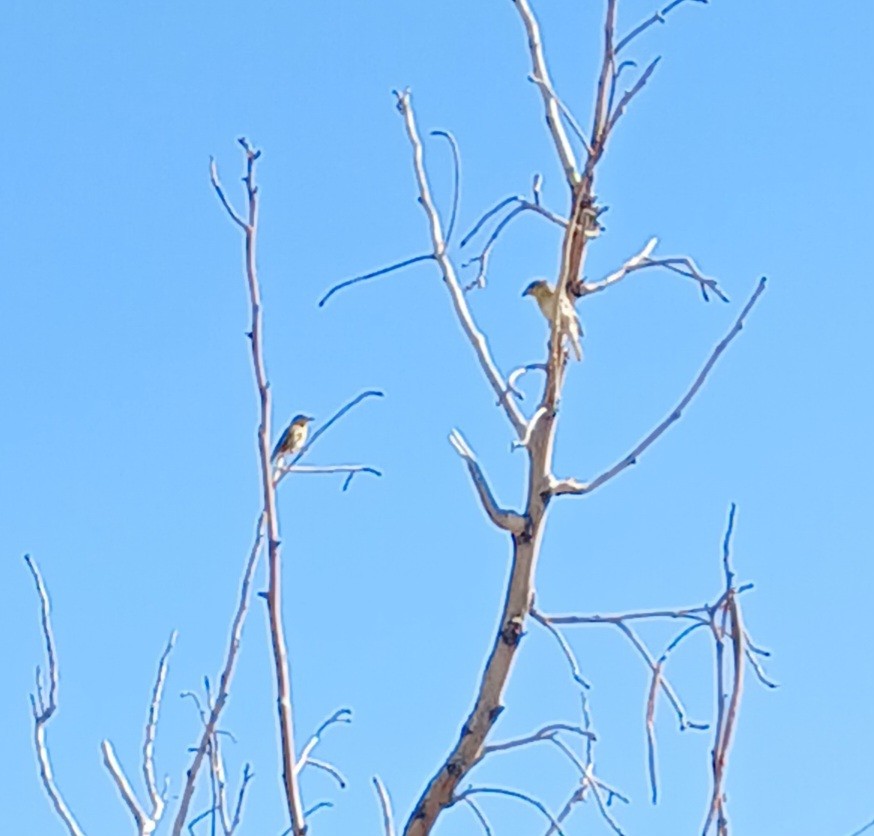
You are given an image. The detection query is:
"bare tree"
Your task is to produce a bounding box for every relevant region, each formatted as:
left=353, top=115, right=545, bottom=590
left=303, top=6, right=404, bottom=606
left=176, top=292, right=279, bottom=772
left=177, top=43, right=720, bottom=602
left=321, top=1, right=770, bottom=834
left=26, top=2, right=775, bottom=835
left=26, top=143, right=381, bottom=836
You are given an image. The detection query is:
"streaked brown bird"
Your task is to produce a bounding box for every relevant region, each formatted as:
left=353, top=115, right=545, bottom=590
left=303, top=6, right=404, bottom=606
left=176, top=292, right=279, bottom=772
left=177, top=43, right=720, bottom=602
left=522, top=279, right=583, bottom=361
left=271, top=414, right=314, bottom=464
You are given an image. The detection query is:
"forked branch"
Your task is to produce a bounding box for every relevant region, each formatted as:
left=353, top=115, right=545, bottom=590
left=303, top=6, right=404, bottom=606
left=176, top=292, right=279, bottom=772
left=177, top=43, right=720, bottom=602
left=25, top=555, right=84, bottom=836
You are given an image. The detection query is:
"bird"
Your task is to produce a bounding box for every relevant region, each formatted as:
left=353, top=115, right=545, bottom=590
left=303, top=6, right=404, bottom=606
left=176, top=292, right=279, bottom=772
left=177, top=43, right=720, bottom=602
left=271, top=414, right=314, bottom=464
left=521, top=279, right=583, bottom=361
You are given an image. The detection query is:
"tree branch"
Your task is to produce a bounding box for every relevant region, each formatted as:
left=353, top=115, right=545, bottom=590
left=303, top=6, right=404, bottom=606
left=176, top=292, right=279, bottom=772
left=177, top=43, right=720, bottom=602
left=449, top=429, right=526, bottom=533
left=550, top=277, right=767, bottom=497
left=143, top=631, right=176, bottom=823
left=373, top=776, right=396, bottom=836
left=102, top=740, right=152, bottom=835
left=25, top=555, right=85, bottom=836
left=394, top=90, right=527, bottom=437
left=453, top=786, right=566, bottom=836
left=170, top=515, right=263, bottom=835
left=510, top=0, right=580, bottom=185
left=616, top=0, right=709, bottom=54
left=216, top=140, right=307, bottom=836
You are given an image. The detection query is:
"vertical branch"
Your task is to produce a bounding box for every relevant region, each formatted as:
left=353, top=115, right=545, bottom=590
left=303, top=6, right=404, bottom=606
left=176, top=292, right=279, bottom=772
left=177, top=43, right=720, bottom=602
left=398, top=96, right=563, bottom=835
left=143, top=631, right=176, bottom=823
left=511, top=0, right=580, bottom=185
left=703, top=505, right=746, bottom=835
left=213, top=140, right=308, bottom=836
left=590, top=0, right=618, bottom=159
left=25, top=555, right=85, bottom=836
left=170, top=516, right=264, bottom=835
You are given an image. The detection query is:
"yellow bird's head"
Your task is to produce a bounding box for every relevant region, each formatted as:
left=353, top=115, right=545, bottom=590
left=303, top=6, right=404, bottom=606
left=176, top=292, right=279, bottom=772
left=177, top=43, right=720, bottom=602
left=521, top=279, right=552, bottom=302
left=290, top=414, right=314, bottom=429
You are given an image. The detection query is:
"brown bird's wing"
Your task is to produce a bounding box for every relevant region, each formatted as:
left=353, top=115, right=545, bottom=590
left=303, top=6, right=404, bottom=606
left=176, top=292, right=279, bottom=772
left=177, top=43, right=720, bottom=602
left=271, top=427, right=290, bottom=462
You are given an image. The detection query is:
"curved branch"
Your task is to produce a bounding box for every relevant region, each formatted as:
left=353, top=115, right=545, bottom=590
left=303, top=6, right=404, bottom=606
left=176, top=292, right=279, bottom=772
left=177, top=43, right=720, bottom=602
left=453, top=786, right=566, bottom=836
left=430, top=130, right=461, bottom=243
left=288, top=389, right=384, bottom=467
left=449, top=429, right=526, bottom=533
left=373, top=776, right=396, bottom=836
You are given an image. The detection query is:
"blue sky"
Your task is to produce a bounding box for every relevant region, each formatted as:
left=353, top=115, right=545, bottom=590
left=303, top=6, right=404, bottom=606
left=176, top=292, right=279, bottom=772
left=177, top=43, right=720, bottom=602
left=2, top=1, right=873, bottom=834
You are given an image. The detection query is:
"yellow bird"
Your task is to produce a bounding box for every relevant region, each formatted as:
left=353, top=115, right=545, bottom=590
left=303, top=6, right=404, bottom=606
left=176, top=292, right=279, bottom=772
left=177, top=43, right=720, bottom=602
left=271, top=414, right=314, bottom=464
left=522, top=279, right=583, bottom=361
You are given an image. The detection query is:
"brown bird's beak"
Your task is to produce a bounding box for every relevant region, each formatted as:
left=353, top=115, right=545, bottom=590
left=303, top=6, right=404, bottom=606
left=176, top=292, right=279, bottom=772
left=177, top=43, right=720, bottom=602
left=521, top=282, right=535, bottom=297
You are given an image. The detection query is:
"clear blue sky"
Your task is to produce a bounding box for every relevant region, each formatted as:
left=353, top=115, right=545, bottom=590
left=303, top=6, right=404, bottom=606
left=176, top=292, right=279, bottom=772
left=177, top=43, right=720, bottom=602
left=3, top=1, right=872, bottom=834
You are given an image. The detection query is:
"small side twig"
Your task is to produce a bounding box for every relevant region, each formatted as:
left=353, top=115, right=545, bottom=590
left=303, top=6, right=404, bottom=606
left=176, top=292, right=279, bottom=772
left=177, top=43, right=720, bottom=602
left=453, top=786, right=566, bottom=836
left=297, top=708, right=353, bottom=768
left=170, top=516, right=264, bottom=836
left=373, top=776, right=396, bottom=836
left=318, top=254, right=433, bottom=308
left=429, top=130, right=461, bottom=243
left=616, top=0, right=709, bottom=54
left=449, top=429, right=526, bottom=533
left=510, top=0, right=579, bottom=185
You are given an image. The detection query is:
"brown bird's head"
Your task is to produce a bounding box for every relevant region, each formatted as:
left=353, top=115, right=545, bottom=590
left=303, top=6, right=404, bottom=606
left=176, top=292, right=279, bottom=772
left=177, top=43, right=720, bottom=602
left=290, top=414, right=314, bottom=428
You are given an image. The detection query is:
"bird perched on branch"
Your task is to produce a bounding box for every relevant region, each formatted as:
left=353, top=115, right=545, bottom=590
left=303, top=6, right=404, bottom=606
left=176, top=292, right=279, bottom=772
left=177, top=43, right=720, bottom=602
left=522, top=279, right=583, bottom=361
left=271, top=414, right=314, bottom=464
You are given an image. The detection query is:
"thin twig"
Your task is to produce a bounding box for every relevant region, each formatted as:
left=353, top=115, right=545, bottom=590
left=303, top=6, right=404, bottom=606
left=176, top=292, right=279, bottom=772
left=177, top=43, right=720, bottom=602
left=453, top=786, right=566, bottom=836
left=481, top=723, right=594, bottom=757
left=511, top=0, right=579, bottom=184
left=373, top=776, right=396, bottom=836
left=703, top=504, right=746, bottom=835
left=318, top=254, right=433, bottom=308
left=614, top=621, right=708, bottom=731
left=297, top=708, right=353, bottom=768
left=616, top=0, right=709, bottom=54
left=430, top=130, right=461, bottom=243
left=461, top=796, right=493, bottom=835
left=25, top=555, right=85, bottom=836
left=287, top=389, right=384, bottom=468
left=527, top=74, right=593, bottom=157
left=507, top=363, right=548, bottom=401
left=143, top=632, right=177, bottom=822
left=459, top=195, right=566, bottom=292
left=850, top=818, right=874, bottom=836
left=607, top=57, right=661, bottom=134
left=170, top=516, right=264, bottom=835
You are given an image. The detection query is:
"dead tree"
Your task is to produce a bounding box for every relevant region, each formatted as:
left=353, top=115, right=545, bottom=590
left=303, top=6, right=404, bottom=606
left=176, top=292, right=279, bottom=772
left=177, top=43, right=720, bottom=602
left=321, top=1, right=772, bottom=834
left=27, top=3, right=775, bottom=835
left=26, top=143, right=380, bottom=836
